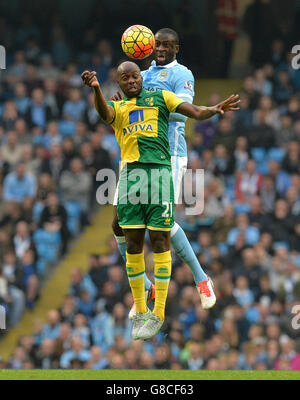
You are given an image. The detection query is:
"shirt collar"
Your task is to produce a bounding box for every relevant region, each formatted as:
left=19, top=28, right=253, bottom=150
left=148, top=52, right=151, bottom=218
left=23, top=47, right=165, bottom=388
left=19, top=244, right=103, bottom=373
left=123, top=88, right=146, bottom=101
left=151, top=59, right=178, bottom=69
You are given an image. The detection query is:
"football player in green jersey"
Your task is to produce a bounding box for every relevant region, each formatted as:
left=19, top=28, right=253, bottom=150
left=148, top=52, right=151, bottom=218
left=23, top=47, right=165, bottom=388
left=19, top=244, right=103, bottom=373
left=81, top=62, right=239, bottom=340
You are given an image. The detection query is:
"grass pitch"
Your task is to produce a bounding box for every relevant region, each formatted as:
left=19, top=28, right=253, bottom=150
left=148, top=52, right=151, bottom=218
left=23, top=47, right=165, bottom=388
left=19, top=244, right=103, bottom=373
left=0, top=370, right=299, bottom=380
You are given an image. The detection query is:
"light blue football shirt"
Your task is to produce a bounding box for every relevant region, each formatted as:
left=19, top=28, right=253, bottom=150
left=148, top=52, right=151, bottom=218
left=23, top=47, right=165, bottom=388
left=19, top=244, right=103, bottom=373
left=141, top=59, right=194, bottom=157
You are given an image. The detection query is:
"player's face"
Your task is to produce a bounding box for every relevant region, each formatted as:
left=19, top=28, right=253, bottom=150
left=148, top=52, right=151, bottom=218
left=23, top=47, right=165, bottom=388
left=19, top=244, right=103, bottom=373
left=154, top=33, right=179, bottom=65
left=118, top=68, right=143, bottom=98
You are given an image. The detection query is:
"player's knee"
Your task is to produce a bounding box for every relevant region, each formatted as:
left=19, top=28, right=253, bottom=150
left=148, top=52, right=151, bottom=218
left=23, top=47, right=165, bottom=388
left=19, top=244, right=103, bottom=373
left=151, top=232, right=170, bottom=253
left=126, top=241, right=143, bottom=254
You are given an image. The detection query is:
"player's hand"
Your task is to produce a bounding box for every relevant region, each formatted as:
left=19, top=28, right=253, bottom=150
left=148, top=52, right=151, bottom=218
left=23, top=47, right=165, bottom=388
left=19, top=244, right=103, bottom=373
left=110, top=91, right=123, bottom=101
left=212, top=94, right=240, bottom=115
left=81, top=70, right=100, bottom=88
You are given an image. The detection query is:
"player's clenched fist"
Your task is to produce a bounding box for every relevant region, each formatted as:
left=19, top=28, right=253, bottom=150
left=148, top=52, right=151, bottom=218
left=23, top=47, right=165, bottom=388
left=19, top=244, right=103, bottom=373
left=81, top=70, right=100, bottom=88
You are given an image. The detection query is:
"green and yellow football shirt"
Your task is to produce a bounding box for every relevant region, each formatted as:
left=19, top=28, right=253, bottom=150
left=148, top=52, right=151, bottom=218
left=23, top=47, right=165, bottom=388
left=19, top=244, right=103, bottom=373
left=106, top=88, right=185, bottom=166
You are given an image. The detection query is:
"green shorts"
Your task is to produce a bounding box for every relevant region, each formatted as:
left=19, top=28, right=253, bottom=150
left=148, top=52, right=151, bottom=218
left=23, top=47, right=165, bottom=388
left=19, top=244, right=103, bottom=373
left=117, top=163, right=174, bottom=231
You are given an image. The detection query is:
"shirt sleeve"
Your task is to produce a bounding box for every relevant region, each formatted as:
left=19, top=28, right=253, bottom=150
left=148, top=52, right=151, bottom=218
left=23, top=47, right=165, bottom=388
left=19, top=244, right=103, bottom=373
left=105, top=100, right=116, bottom=125
left=162, top=90, right=186, bottom=113
left=173, top=69, right=195, bottom=104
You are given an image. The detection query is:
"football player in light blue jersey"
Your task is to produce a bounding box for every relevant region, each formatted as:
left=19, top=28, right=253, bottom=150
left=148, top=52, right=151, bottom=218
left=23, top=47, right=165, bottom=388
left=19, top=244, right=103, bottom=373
left=113, top=28, right=238, bottom=315
left=141, top=45, right=194, bottom=161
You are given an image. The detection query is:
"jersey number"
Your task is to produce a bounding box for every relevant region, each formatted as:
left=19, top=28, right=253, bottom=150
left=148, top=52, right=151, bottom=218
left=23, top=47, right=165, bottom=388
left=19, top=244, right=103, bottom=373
left=162, top=201, right=173, bottom=218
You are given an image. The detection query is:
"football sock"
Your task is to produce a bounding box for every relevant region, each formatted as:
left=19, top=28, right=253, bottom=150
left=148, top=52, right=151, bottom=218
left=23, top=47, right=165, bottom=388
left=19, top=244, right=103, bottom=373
left=126, top=251, right=147, bottom=314
left=153, top=250, right=172, bottom=321
left=115, top=235, right=152, bottom=291
left=170, top=222, right=207, bottom=284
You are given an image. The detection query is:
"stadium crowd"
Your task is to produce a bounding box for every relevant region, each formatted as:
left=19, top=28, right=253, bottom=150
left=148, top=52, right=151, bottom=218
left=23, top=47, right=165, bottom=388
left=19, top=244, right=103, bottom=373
left=0, top=11, right=300, bottom=370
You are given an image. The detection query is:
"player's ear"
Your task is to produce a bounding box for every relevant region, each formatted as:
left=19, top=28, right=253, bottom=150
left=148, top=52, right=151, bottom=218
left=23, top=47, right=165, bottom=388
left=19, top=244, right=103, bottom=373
left=175, top=44, right=179, bottom=54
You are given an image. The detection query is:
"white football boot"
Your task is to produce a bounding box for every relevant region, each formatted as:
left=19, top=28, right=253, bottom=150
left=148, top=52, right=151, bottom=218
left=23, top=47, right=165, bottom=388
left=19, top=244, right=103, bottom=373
left=197, top=277, right=216, bottom=309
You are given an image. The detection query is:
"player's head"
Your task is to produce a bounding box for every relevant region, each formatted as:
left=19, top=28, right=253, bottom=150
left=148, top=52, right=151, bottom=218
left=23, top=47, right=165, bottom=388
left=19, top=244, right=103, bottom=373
left=154, top=28, right=179, bottom=66
left=117, top=61, right=143, bottom=98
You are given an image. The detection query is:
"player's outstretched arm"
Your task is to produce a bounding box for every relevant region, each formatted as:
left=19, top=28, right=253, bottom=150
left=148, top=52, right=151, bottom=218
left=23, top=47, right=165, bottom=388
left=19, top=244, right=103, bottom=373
left=177, top=94, right=240, bottom=120
left=81, top=70, right=115, bottom=124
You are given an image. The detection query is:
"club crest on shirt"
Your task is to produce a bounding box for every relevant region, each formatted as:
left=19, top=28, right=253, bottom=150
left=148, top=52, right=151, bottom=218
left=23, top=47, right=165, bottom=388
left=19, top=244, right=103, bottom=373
left=159, top=71, right=168, bottom=79
left=144, top=97, right=154, bottom=106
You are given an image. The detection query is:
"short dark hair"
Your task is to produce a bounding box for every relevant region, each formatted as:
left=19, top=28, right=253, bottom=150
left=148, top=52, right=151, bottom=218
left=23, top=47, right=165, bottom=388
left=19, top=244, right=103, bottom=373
left=156, top=28, right=179, bottom=45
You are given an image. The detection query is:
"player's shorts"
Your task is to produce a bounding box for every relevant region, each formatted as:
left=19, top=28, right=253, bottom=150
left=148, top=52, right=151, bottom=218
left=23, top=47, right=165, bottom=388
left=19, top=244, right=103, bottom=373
left=171, top=155, right=187, bottom=204
left=117, top=163, right=174, bottom=231
left=113, top=155, right=187, bottom=206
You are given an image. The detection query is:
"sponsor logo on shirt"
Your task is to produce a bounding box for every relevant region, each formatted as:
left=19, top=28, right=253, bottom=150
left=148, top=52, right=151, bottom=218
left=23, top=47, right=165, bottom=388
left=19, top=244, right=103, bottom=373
left=123, top=124, right=153, bottom=135
left=123, top=109, right=154, bottom=135
left=184, top=81, right=193, bottom=93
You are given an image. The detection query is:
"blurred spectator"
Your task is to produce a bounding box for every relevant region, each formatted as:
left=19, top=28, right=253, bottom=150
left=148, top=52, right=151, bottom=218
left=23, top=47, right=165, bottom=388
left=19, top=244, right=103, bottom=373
left=44, top=121, right=62, bottom=151
left=39, top=192, right=70, bottom=255
left=62, top=88, right=86, bottom=122
left=1, top=101, right=19, bottom=131
left=235, top=159, right=263, bottom=203
left=253, top=68, right=273, bottom=97
left=233, top=136, right=250, bottom=172
left=266, top=199, right=295, bottom=243
left=246, top=109, right=275, bottom=149
left=60, top=336, right=90, bottom=368
left=43, top=78, right=63, bottom=119
left=59, top=157, right=92, bottom=225
left=40, top=143, right=69, bottom=184
left=274, top=70, right=294, bottom=106
left=2, top=131, right=23, bottom=167
left=83, top=92, right=100, bottom=130
left=282, top=141, right=300, bottom=175
left=101, top=68, right=119, bottom=100
left=227, top=214, right=260, bottom=247
left=85, top=346, right=108, bottom=370
left=25, top=88, right=54, bottom=129
left=211, top=117, right=236, bottom=155
left=268, top=160, right=292, bottom=197
left=36, top=173, right=56, bottom=202
left=69, top=268, right=97, bottom=301
left=3, top=162, right=36, bottom=203
left=19, top=249, right=39, bottom=309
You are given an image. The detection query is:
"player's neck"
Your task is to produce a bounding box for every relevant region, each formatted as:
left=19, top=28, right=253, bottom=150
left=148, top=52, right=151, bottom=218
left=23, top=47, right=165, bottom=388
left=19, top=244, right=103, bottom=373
left=155, top=59, right=177, bottom=68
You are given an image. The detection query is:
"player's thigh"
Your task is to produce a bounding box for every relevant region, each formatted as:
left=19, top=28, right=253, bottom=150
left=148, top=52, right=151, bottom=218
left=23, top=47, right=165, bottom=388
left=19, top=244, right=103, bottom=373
left=123, top=228, right=146, bottom=254
left=145, top=164, right=175, bottom=232
left=112, top=206, right=124, bottom=236
left=117, top=166, right=146, bottom=230
left=171, top=156, right=187, bottom=204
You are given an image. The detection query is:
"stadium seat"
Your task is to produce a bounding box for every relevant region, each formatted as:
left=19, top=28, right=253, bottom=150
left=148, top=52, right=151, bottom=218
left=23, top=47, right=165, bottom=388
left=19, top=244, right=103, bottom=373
left=268, top=147, right=286, bottom=163
left=196, top=217, right=215, bottom=226
left=32, top=202, right=45, bottom=222
left=36, top=259, right=47, bottom=277
left=58, top=120, right=76, bottom=137
left=33, top=229, right=61, bottom=264
left=251, top=147, right=266, bottom=163
left=225, top=187, right=235, bottom=202
left=224, top=175, right=236, bottom=190
left=64, top=200, right=81, bottom=236
left=234, top=203, right=251, bottom=215
left=257, top=160, right=269, bottom=175
left=218, top=242, right=228, bottom=256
